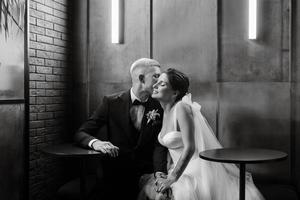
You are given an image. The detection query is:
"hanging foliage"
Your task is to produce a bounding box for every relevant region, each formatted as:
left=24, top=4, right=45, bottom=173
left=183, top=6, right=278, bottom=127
left=0, top=0, right=25, bottom=40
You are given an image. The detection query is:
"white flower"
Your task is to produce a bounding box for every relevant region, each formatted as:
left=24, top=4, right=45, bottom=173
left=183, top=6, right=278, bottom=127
left=146, top=109, right=160, bottom=124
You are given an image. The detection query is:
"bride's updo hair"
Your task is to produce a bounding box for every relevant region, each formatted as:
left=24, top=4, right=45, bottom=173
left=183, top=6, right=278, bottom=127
left=165, top=68, right=189, bottom=102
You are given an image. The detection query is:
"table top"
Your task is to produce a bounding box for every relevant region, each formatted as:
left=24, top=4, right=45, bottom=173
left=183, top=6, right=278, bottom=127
left=42, top=143, right=103, bottom=158
left=199, top=148, right=287, bottom=164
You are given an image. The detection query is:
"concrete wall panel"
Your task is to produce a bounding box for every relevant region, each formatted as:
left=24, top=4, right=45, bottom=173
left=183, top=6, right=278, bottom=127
left=153, top=0, right=217, bottom=82
left=189, top=82, right=218, bottom=133
left=89, top=0, right=150, bottom=113
left=218, top=83, right=290, bottom=182
left=89, top=82, right=131, bottom=112
left=89, top=0, right=150, bottom=81
left=220, top=0, right=289, bottom=81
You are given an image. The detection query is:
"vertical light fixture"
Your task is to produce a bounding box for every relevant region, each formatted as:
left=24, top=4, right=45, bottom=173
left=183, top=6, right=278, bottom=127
left=248, top=0, right=257, bottom=40
left=111, top=0, right=120, bottom=43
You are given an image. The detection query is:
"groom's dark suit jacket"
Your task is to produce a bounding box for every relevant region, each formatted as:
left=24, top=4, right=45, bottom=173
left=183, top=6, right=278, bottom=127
left=74, top=90, right=167, bottom=187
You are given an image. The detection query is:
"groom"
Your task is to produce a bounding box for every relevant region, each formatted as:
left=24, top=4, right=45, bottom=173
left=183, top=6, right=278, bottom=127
left=74, top=58, right=168, bottom=200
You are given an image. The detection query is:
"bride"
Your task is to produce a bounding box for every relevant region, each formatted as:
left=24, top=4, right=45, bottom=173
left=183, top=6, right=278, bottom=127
left=138, top=68, right=265, bottom=200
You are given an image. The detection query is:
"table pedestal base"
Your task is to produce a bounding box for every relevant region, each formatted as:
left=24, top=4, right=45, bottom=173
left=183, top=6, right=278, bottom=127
left=80, top=159, right=87, bottom=200
left=240, top=163, right=245, bottom=200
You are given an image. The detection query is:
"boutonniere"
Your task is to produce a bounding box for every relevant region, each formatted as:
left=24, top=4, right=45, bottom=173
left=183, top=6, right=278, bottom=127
left=146, top=109, right=160, bottom=125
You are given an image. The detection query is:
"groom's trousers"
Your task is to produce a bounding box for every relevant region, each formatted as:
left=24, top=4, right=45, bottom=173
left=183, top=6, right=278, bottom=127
left=89, top=156, right=146, bottom=200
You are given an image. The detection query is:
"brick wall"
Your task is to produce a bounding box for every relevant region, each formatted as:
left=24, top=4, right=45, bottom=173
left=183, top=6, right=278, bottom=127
left=29, top=0, right=73, bottom=199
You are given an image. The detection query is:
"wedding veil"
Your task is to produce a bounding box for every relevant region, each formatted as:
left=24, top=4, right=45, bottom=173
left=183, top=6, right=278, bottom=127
left=181, top=94, right=246, bottom=179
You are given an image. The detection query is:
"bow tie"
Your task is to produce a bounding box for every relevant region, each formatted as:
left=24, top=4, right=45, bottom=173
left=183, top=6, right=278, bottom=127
left=132, top=99, right=149, bottom=107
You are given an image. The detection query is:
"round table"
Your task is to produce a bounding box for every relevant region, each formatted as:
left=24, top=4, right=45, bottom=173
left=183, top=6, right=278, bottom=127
left=199, top=148, right=287, bottom=200
left=42, top=143, right=103, bottom=200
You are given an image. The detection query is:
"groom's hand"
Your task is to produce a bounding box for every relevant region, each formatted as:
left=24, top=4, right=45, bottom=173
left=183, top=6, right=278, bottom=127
left=92, top=140, right=119, bottom=157
left=156, top=175, right=176, bottom=193
left=154, top=172, right=167, bottom=192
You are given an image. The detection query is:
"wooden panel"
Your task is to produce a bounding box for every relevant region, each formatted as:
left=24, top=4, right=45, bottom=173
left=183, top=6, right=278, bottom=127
left=153, top=0, right=218, bottom=82
left=220, top=0, right=289, bottom=81
left=0, top=104, right=24, bottom=200
left=219, top=83, right=290, bottom=182
left=88, top=0, right=150, bottom=112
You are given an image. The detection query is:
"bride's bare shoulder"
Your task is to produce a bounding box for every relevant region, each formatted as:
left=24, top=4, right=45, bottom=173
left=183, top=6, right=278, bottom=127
left=176, top=101, right=192, bottom=115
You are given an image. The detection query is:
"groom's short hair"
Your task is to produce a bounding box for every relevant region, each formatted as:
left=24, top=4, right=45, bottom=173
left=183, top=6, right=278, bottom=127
left=130, top=58, right=160, bottom=76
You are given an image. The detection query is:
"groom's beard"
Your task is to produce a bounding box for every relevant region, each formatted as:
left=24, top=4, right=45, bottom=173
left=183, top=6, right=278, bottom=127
left=139, top=91, right=151, bottom=102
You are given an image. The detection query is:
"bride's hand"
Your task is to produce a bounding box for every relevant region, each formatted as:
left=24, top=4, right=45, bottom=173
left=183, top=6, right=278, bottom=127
left=156, top=175, right=176, bottom=193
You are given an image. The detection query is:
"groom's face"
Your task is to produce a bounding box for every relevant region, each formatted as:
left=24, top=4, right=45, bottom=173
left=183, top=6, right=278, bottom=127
left=142, top=66, right=161, bottom=94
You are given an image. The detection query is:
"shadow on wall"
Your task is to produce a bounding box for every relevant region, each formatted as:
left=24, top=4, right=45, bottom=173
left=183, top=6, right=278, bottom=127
left=224, top=113, right=289, bottom=149
left=219, top=109, right=290, bottom=184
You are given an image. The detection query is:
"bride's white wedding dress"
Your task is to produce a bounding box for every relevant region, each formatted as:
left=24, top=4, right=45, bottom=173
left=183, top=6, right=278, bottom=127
left=156, top=94, right=265, bottom=200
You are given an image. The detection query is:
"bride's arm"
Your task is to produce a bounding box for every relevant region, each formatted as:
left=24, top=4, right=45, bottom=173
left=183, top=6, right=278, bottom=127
left=157, top=102, right=195, bottom=193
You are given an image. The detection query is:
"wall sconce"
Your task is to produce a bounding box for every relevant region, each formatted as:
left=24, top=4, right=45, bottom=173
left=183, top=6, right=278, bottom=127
left=248, top=0, right=257, bottom=40
left=111, top=0, right=124, bottom=44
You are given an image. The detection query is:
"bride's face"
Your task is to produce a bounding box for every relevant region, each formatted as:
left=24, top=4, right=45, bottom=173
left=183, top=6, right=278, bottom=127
left=152, top=73, right=177, bottom=102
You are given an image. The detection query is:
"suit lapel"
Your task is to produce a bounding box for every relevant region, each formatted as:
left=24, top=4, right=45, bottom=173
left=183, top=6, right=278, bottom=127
left=118, top=90, right=136, bottom=145
left=136, top=98, right=160, bottom=146
left=136, top=110, right=149, bottom=147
